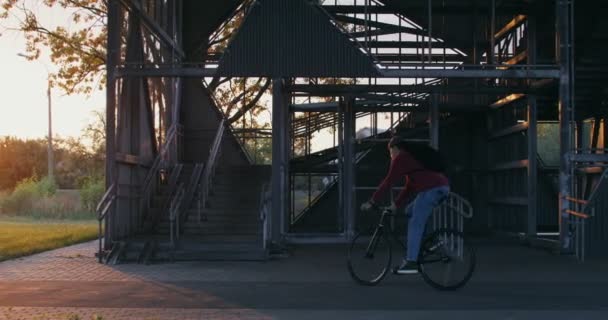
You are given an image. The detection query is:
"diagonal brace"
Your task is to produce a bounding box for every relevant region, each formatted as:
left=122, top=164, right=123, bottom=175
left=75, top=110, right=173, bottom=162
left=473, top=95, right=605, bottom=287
left=119, top=0, right=186, bottom=59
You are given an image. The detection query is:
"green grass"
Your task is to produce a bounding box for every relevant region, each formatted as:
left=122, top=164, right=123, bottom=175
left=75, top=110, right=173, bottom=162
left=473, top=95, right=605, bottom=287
left=0, top=217, right=98, bottom=262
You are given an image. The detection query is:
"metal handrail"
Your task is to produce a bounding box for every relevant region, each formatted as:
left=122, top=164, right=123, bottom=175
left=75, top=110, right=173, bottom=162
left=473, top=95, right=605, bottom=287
left=169, top=183, right=185, bottom=247
left=354, top=188, right=473, bottom=218
left=561, top=168, right=607, bottom=261
left=203, top=77, right=255, bottom=164
left=197, top=119, right=226, bottom=222
left=140, top=124, right=179, bottom=227
left=96, top=183, right=116, bottom=263
left=258, top=183, right=271, bottom=249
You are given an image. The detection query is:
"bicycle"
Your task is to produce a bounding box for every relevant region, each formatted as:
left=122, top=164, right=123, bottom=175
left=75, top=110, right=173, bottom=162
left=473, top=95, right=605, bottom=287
left=347, top=202, right=476, bottom=290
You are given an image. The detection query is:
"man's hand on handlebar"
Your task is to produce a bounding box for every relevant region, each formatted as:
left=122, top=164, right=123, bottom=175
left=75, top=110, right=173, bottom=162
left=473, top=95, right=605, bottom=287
left=387, top=202, right=397, bottom=213
left=360, top=200, right=376, bottom=211
left=360, top=201, right=397, bottom=213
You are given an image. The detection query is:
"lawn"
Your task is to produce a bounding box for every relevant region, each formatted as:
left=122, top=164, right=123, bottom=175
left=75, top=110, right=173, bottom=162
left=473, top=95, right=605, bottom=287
left=0, top=218, right=98, bottom=262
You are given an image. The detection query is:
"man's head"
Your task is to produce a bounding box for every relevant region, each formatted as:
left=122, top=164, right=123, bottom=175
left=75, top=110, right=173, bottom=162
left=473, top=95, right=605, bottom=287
left=388, top=136, right=405, bottom=159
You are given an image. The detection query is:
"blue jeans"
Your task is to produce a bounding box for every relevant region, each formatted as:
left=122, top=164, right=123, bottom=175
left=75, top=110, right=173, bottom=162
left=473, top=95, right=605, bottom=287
left=404, top=186, right=450, bottom=262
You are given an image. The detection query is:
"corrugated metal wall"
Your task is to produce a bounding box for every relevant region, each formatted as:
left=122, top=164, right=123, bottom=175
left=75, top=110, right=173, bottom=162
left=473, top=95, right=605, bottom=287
left=216, top=0, right=379, bottom=77
left=586, top=174, right=608, bottom=258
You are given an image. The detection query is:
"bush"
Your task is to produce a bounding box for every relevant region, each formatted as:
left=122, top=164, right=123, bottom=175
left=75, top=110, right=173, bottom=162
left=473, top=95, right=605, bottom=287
left=36, top=176, right=57, bottom=197
left=0, top=177, right=43, bottom=215
left=0, top=176, right=93, bottom=219
left=79, top=176, right=105, bottom=213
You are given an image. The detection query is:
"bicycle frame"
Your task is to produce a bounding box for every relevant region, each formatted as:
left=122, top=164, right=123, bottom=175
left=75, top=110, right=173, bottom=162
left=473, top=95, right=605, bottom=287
left=364, top=207, right=449, bottom=265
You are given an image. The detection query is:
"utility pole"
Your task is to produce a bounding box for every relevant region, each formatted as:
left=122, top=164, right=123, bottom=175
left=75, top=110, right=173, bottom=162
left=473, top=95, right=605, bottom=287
left=46, top=78, right=54, bottom=181
left=18, top=53, right=54, bottom=182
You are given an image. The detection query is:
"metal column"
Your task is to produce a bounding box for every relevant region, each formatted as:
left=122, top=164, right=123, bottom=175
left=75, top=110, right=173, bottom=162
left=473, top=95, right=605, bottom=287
left=106, top=0, right=119, bottom=190
left=272, top=78, right=289, bottom=244
left=526, top=13, right=538, bottom=237
left=430, top=94, right=440, bottom=148
left=104, top=0, right=120, bottom=248
left=342, top=97, right=356, bottom=239
left=557, top=0, right=575, bottom=251
left=527, top=95, right=538, bottom=236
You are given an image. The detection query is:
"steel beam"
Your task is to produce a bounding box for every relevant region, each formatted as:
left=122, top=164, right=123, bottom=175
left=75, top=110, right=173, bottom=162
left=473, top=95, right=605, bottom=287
left=287, top=84, right=535, bottom=95
left=357, top=40, right=490, bottom=49
left=526, top=15, right=538, bottom=238
left=115, top=67, right=216, bottom=78
left=380, top=68, right=559, bottom=79
left=569, top=153, right=608, bottom=163
left=527, top=95, right=538, bottom=237
left=322, top=4, right=528, bottom=15
left=333, top=14, right=428, bottom=37
left=105, top=0, right=120, bottom=249
left=115, top=66, right=560, bottom=79
left=557, top=0, right=574, bottom=252
left=342, top=97, right=356, bottom=240
left=119, top=0, right=185, bottom=58
left=430, top=94, right=439, bottom=148
left=271, top=78, right=289, bottom=245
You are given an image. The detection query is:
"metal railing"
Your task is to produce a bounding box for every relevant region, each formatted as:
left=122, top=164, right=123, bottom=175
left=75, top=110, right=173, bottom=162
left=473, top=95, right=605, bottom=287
left=140, top=124, right=179, bottom=228
left=430, top=192, right=474, bottom=234
left=354, top=187, right=473, bottom=233
left=196, top=119, right=226, bottom=223
left=562, top=169, right=608, bottom=261
left=169, top=183, right=185, bottom=248
left=203, top=78, right=255, bottom=164
left=97, top=183, right=116, bottom=263
left=259, top=183, right=271, bottom=249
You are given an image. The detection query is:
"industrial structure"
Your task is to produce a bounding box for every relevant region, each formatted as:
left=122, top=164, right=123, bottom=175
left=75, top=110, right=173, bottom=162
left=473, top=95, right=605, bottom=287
left=96, top=0, right=608, bottom=263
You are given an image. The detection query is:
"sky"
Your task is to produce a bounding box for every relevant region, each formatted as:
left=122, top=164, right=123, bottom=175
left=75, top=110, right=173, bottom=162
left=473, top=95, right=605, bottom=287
left=0, top=0, right=398, bottom=151
left=0, top=3, right=105, bottom=140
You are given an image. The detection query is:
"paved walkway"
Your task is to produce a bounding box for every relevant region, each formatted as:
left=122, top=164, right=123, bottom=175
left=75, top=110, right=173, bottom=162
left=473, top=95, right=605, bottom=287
left=1, top=239, right=608, bottom=319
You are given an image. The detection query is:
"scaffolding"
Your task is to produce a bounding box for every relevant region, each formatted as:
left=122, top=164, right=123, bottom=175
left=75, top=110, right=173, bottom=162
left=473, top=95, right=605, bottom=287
left=100, top=0, right=608, bottom=262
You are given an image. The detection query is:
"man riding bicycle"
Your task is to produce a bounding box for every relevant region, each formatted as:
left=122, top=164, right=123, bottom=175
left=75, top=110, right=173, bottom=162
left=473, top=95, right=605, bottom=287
left=361, top=137, right=450, bottom=275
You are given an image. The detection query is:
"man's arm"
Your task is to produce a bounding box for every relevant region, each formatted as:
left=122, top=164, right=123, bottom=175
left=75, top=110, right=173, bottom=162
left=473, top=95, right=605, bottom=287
left=370, top=157, right=401, bottom=204
left=394, top=175, right=411, bottom=207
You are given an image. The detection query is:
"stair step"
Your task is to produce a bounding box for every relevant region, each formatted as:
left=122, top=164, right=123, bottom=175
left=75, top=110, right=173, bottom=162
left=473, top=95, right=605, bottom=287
left=156, top=229, right=260, bottom=236
left=169, top=250, right=267, bottom=261
left=157, top=220, right=259, bottom=228
left=138, top=236, right=267, bottom=261
left=187, top=215, right=259, bottom=222
left=182, top=225, right=260, bottom=233
left=209, top=191, right=260, bottom=200
left=188, top=208, right=258, bottom=216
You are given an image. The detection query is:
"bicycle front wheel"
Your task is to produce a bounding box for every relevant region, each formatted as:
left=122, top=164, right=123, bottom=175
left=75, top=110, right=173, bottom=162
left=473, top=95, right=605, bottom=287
left=347, top=231, right=392, bottom=286
left=418, top=228, right=475, bottom=291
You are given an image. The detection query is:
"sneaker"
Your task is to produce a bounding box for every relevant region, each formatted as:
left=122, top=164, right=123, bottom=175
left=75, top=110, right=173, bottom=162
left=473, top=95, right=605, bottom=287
left=395, top=260, right=419, bottom=275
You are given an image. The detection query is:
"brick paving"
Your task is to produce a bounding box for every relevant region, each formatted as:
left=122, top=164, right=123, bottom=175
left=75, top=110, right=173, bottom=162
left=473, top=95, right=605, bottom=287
left=1, top=240, right=608, bottom=319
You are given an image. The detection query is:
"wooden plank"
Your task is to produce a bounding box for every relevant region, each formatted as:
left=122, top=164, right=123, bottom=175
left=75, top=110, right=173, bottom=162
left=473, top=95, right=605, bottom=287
left=489, top=122, right=529, bottom=140
left=495, top=15, right=527, bottom=40
left=116, top=153, right=146, bottom=166
left=504, top=50, right=528, bottom=66
left=563, top=196, right=589, bottom=205
left=489, top=93, right=526, bottom=108
left=565, top=210, right=590, bottom=219
left=489, top=159, right=529, bottom=171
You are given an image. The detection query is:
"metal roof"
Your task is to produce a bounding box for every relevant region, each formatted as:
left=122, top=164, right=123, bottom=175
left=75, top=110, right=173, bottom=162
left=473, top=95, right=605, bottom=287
left=216, top=0, right=380, bottom=78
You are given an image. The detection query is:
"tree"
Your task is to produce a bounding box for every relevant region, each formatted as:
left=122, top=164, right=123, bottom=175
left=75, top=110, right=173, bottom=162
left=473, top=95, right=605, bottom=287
left=2, top=0, right=266, bottom=127
left=1, top=0, right=107, bottom=95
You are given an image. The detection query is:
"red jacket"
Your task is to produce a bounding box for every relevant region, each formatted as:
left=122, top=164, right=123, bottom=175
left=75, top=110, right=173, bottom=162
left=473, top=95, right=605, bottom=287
left=371, top=151, right=449, bottom=207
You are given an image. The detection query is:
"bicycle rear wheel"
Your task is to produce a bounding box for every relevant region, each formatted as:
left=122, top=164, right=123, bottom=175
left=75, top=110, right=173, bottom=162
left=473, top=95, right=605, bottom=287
left=347, top=231, right=392, bottom=286
left=418, top=228, right=475, bottom=291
